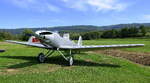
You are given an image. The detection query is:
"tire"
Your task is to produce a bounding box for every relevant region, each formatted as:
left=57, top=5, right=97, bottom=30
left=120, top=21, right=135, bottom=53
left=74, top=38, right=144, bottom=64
left=69, top=57, right=73, bottom=66
left=37, top=53, right=46, bottom=63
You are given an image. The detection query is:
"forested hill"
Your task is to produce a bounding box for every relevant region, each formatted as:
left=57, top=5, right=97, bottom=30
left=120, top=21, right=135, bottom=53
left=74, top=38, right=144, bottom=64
left=101, top=23, right=150, bottom=30
left=0, top=25, right=100, bottom=34
left=0, top=23, right=150, bottom=34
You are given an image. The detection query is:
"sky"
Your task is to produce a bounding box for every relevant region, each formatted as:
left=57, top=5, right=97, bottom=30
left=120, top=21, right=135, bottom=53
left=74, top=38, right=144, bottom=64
left=0, top=0, right=150, bottom=29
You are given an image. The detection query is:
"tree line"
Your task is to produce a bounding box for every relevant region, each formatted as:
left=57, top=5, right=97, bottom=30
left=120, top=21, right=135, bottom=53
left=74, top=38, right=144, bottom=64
left=0, top=29, right=33, bottom=41
left=0, top=25, right=148, bottom=41
left=101, top=25, right=147, bottom=38
left=71, top=25, right=148, bottom=40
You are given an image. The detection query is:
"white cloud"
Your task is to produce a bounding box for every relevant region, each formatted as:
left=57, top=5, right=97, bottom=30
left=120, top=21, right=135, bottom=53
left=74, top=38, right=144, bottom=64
left=61, top=0, right=127, bottom=12
left=46, top=3, right=60, bottom=12
left=6, top=0, right=127, bottom=12
left=7, top=0, right=60, bottom=12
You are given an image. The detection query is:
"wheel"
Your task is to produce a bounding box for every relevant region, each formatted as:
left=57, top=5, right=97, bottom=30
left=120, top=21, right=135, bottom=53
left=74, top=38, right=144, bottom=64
left=37, top=53, right=46, bottom=63
left=69, top=57, right=73, bottom=66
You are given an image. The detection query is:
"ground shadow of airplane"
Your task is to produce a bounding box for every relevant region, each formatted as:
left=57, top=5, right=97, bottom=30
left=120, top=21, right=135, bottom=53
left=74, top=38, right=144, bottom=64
left=0, top=55, right=121, bottom=69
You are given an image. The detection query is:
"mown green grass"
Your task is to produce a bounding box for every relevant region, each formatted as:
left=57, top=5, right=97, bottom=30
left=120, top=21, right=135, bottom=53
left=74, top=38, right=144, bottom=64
left=83, top=38, right=150, bottom=53
left=0, top=39, right=150, bottom=83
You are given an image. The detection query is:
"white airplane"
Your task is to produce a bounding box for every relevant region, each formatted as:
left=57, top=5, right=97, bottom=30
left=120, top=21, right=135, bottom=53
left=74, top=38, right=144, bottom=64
left=6, top=30, right=144, bottom=66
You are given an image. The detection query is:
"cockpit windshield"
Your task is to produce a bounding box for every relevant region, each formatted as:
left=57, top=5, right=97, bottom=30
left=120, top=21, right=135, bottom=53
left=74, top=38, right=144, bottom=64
left=39, top=32, right=52, bottom=35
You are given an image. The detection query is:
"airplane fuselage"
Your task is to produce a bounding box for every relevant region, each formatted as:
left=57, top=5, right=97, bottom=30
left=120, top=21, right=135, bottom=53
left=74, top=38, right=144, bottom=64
left=35, top=30, right=76, bottom=48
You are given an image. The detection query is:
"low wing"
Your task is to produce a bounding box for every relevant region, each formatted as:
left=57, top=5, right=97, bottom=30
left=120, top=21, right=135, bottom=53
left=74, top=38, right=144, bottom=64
left=6, top=40, right=52, bottom=49
left=60, top=44, right=144, bottom=51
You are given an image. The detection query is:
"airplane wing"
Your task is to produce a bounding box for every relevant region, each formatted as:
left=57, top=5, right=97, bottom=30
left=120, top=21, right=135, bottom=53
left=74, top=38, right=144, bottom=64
left=6, top=40, right=52, bottom=49
left=60, top=44, right=144, bottom=51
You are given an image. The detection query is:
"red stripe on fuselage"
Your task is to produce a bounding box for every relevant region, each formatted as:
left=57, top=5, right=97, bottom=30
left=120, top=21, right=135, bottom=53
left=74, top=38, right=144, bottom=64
left=32, top=38, right=40, bottom=43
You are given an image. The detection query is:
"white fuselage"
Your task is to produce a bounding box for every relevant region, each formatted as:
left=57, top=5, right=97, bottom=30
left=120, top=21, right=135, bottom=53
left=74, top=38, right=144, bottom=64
left=35, top=30, right=77, bottom=48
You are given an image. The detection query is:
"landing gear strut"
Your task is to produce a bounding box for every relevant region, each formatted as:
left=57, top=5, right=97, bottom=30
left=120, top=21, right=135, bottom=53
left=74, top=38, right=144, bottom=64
left=57, top=49, right=74, bottom=66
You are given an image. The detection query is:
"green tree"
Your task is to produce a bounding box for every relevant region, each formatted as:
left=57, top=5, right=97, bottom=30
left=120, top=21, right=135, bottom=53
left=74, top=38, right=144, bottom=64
left=128, top=27, right=139, bottom=37
left=82, top=31, right=101, bottom=40
left=139, top=25, right=147, bottom=36
left=0, top=31, right=13, bottom=40
left=101, top=29, right=118, bottom=38
left=120, top=28, right=129, bottom=38
left=21, top=29, right=33, bottom=41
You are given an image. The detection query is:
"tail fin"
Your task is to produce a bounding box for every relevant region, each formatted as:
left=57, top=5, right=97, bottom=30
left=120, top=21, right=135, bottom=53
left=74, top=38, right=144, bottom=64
left=28, top=36, right=40, bottom=43
left=77, top=36, right=82, bottom=46
left=63, top=33, right=70, bottom=40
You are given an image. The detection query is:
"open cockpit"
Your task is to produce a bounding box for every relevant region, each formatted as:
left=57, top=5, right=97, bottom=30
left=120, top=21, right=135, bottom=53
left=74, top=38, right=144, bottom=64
left=35, top=30, right=53, bottom=36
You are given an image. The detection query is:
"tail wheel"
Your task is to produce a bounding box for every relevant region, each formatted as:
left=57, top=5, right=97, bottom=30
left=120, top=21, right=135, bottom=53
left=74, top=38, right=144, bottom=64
left=69, top=57, right=73, bottom=66
left=37, top=53, right=46, bottom=63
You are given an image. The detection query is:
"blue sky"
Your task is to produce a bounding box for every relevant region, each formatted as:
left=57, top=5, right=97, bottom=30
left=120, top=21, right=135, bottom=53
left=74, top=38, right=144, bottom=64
left=0, top=0, right=150, bottom=29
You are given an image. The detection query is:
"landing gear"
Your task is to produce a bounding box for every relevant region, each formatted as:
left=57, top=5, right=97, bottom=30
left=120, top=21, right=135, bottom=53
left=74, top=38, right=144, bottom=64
left=37, top=50, right=55, bottom=63
left=37, top=53, right=46, bottom=63
left=37, top=49, right=74, bottom=66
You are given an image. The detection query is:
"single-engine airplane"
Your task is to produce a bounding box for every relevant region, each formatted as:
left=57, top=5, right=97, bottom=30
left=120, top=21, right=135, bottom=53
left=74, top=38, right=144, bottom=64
left=6, top=30, right=144, bottom=66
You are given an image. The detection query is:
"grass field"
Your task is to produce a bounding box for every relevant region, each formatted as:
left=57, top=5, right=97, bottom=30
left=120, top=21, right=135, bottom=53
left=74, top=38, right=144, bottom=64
left=0, top=39, right=150, bottom=83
